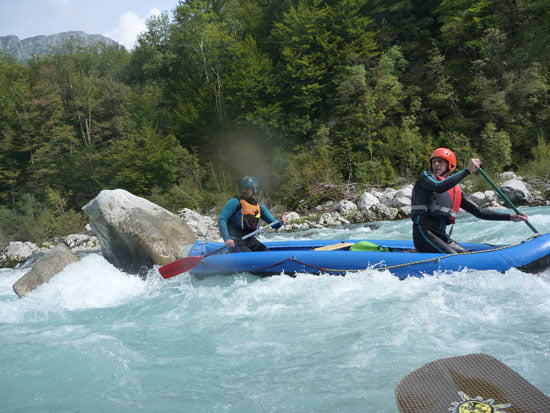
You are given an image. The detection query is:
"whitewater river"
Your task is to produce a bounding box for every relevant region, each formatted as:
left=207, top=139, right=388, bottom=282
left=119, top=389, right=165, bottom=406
left=1, top=206, right=549, bottom=412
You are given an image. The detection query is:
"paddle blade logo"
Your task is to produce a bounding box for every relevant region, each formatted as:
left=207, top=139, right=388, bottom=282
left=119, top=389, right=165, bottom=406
left=449, top=391, right=511, bottom=413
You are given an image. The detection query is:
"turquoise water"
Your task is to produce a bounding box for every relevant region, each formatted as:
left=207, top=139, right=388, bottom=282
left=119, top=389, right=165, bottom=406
left=1, top=206, right=549, bottom=412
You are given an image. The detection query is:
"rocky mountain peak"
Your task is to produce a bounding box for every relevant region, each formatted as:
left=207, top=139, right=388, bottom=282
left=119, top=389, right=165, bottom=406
left=0, top=31, right=120, bottom=61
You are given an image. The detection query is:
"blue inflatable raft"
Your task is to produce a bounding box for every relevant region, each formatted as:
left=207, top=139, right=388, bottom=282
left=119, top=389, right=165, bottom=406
left=187, top=234, right=550, bottom=279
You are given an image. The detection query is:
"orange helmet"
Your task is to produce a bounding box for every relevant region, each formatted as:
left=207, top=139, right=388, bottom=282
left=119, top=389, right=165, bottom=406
left=430, top=148, right=457, bottom=172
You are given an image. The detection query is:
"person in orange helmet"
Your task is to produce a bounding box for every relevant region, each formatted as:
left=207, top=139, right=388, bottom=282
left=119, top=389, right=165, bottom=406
left=410, top=148, right=528, bottom=253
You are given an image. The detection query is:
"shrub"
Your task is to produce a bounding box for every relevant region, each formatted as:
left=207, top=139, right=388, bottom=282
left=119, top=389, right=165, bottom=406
left=0, top=193, right=87, bottom=243
left=520, top=135, right=550, bottom=180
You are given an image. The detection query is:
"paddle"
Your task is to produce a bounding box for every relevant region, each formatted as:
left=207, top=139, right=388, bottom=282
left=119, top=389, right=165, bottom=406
left=313, top=242, right=355, bottom=251
left=158, top=220, right=281, bottom=279
left=478, top=167, right=539, bottom=233
left=395, top=353, right=550, bottom=413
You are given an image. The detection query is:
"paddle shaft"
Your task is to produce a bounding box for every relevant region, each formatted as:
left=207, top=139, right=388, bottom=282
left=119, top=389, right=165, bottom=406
left=202, top=220, right=280, bottom=259
left=478, top=167, right=538, bottom=233
left=158, top=220, right=281, bottom=278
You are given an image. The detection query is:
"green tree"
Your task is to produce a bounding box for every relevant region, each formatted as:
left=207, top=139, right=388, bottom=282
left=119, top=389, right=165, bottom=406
left=223, top=35, right=282, bottom=138
left=281, top=134, right=343, bottom=209
left=332, top=65, right=382, bottom=181
left=49, top=44, right=131, bottom=147
left=437, top=130, right=473, bottom=170
left=515, top=0, right=550, bottom=67
left=127, top=13, right=173, bottom=86
left=521, top=133, right=550, bottom=179
left=386, top=112, right=431, bottom=178
left=503, top=63, right=550, bottom=162
left=30, top=44, right=132, bottom=206
left=424, top=47, right=462, bottom=122
left=18, top=62, right=68, bottom=194
left=0, top=53, right=29, bottom=204
left=270, top=0, right=378, bottom=144
left=479, top=122, right=511, bottom=172
left=107, top=126, right=185, bottom=194
left=270, top=0, right=330, bottom=140
left=331, top=46, right=408, bottom=182
left=166, top=0, right=238, bottom=147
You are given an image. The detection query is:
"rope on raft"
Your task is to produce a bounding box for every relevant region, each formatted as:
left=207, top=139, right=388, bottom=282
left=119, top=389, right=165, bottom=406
left=196, top=234, right=540, bottom=274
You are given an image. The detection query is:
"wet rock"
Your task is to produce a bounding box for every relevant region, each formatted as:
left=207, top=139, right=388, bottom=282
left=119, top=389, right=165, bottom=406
left=82, top=189, right=196, bottom=275
left=13, top=244, right=78, bottom=297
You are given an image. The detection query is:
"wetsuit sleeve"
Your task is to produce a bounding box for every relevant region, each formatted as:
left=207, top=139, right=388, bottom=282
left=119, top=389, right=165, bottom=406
left=218, top=198, right=240, bottom=241
left=260, top=204, right=282, bottom=229
left=416, top=169, right=470, bottom=193
left=460, top=197, right=512, bottom=221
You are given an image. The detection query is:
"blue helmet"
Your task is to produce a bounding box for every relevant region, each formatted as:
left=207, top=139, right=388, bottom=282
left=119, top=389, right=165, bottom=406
left=239, top=176, right=259, bottom=194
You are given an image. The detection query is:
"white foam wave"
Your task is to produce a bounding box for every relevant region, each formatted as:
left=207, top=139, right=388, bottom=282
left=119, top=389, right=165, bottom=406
left=0, top=254, right=146, bottom=323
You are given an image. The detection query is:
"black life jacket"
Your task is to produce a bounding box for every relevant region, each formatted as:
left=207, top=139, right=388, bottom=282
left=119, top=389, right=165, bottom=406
left=411, top=173, right=462, bottom=224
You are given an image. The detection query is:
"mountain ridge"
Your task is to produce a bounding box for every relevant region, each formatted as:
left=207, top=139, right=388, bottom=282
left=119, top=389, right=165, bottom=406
left=0, top=31, right=120, bottom=61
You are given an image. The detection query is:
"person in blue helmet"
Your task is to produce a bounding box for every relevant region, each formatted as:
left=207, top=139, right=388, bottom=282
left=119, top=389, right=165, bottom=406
left=218, top=176, right=286, bottom=252
left=411, top=148, right=529, bottom=253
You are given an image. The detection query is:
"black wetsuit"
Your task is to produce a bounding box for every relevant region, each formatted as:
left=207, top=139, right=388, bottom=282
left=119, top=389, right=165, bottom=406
left=411, top=169, right=512, bottom=253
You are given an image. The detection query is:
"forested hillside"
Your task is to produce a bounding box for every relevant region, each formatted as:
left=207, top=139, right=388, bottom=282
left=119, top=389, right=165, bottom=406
left=1, top=0, right=549, bottom=242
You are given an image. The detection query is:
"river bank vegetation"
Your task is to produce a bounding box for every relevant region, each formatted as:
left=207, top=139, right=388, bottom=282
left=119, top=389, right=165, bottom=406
left=1, top=0, right=549, bottom=243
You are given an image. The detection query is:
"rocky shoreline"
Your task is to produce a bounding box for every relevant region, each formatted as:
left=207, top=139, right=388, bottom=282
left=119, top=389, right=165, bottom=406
left=2, top=172, right=547, bottom=295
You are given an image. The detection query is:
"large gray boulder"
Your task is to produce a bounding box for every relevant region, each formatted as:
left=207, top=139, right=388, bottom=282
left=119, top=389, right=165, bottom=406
left=390, top=185, right=412, bottom=208
left=358, top=191, right=380, bottom=210
left=82, top=189, right=196, bottom=275
left=500, top=179, right=533, bottom=204
left=13, top=244, right=78, bottom=297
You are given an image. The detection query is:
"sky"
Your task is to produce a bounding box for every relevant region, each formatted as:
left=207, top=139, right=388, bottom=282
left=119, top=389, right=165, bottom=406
left=0, top=0, right=181, bottom=50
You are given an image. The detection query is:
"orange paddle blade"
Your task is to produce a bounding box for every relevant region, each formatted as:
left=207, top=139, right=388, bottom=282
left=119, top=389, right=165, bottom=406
left=159, top=256, right=205, bottom=279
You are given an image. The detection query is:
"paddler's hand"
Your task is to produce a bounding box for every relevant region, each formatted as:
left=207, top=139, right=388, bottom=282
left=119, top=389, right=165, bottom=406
left=510, top=212, right=528, bottom=222
left=225, top=239, right=235, bottom=249
left=275, top=217, right=286, bottom=229
left=467, top=158, right=481, bottom=174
